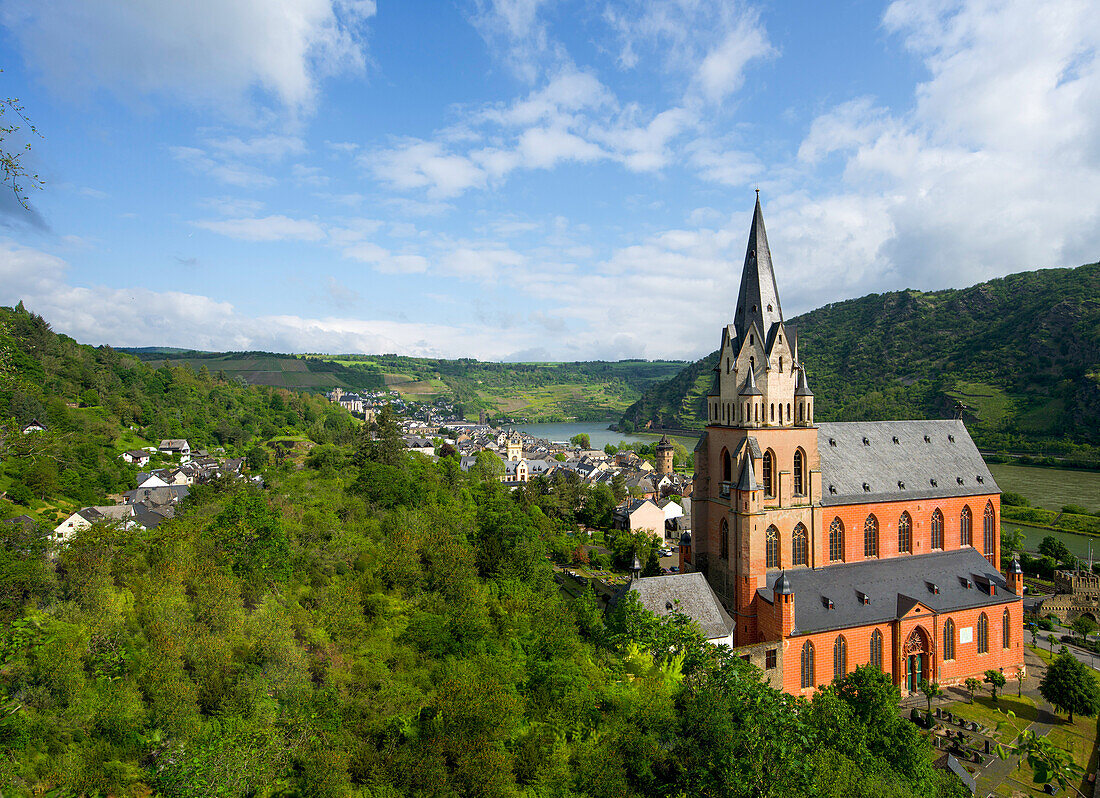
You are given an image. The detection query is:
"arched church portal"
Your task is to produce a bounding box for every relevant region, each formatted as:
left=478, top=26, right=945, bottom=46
left=904, top=626, right=932, bottom=694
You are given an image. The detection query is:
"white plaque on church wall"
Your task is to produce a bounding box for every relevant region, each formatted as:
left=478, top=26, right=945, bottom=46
left=959, top=626, right=973, bottom=644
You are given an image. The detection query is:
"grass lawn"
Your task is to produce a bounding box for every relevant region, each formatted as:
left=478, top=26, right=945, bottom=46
left=1028, top=644, right=1055, bottom=666
left=995, top=714, right=1100, bottom=797
left=944, top=693, right=1037, bottom=741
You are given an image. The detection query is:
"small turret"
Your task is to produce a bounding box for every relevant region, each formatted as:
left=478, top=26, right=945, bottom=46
left=631, top=553, right=642, bottom=582
left=678, top=530, right=692, bottom=572
left=794, top=367, right=814, bottom=426
left=1007, top=557, right=1024, bottom=595
left=774, top=572, right=795, bottom=637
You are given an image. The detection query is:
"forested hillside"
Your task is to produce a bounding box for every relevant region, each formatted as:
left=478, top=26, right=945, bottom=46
left=123, top=349, right=687, bottom=422
left=0, top=303, right=355, bottom=522
left=0, top=411, right=967, bottom=796
left=622, top=263, right=1100, bottom=459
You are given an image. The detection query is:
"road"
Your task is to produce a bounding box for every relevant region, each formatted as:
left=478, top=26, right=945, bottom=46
left=1033, top=623, right=1100, bottom=671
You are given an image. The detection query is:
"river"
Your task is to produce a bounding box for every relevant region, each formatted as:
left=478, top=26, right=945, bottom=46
left=513, top=421, right=700, bottom=452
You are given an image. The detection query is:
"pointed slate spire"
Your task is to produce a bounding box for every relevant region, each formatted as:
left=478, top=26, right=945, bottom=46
left=794, top=367, right=814, bottom=397
left=737, top=458, right=758, bottom=491
left=733, top=193, right=784, bottom=344
left=739, top=366, right=763, bottom=396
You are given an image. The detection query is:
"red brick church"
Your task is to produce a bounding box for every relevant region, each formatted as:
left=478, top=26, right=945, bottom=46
left=684, top=195, right=1024, bottom=696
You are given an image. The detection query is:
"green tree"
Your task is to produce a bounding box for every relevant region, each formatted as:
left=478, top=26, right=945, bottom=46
left=604, top=443, right=618, bottom=456
left=356, top=404, right=405, bottom=467
left=1040, top=649, right=1100, bottom=722
left=245, top=445, right=269, bottom=471
left=1071, top=615, right=1097, bottom=644
left=918, top=679, right=943, bottom=714
left=1, top=76, right=43, bottom=208
left=964, top=677, right=982, bottom=704
left=470, top=449, right=505, bottom=482
left=570, top=433, right=591, bottom=449
left=985, top=669, right=1006, bottom=702
left=1039, top=536, right=1075, bottom=567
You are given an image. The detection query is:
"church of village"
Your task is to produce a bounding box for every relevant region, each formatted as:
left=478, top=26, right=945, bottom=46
left=670, top=195, right=1024, bottom=697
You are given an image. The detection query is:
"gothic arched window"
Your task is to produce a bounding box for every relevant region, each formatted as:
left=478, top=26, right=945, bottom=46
left=961, top=505, right=972, bottom=546
left=898, top=512, right=912, bottom=554
left=1003, top=609, right=1011, bottom=649
left=722, top=449, right=731, bottom=482
left=800, top=641, right=814, bottom=689
left=931, top=509, right=944, bottom=550
left=978, top=612, right=989, bottom=654
left=793, top=448, right=805, bottom=495
left=829, top=517, right=844, bottom=562
left=864, top=515, right=879, bottom=558
left=720, top=519, right=729, bottom=560
left=943, top=619, right=956, bottom=660
left=870, top=629, right=883, bottom=670
left=984, top=501, right=996, bottom=560
left=792, top=523, right=808, bottom=566
left=762, top=450, right=775, bottom=497
left=766, top=525, right=779, bottom=569
left=833, top=635, right=847, bottom=680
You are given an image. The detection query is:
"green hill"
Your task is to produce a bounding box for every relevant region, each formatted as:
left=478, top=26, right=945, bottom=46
left=0, top=304, right=355, bottom=523
left=621, top=262, right=1100, bottom=460
left=123, top=349, right=687, bottom=422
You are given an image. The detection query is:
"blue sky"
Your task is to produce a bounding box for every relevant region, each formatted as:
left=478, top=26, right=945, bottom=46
left=1, top=0, right=1098, bottom=361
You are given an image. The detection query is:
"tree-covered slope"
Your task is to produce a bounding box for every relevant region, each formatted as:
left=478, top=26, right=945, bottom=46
left=621, top=263, right=1100, bottom=455
left=0, top=303, right=356, bottom=522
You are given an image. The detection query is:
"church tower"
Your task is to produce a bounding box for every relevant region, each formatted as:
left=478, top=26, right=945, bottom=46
left=693, top=194, right=822, bottom=646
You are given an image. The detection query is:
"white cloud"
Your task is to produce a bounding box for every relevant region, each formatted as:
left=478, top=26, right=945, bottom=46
left=604, top=0, right=774, bottom=105
left=467, top=0, right=562, bottom=83
left=0, top=240, right=520, bottom=358
left=194, top=215, right=325, bottom=242
left=207, top=134, right=307, bottom=160
left=199, top=196, right=266, bottom=217
left=777, top=0, right=1100, bottom=298
left=2, top=0, right=375, bottom=115
left=170, top=146, right=276, bottom=188
left=368, top=140, right=487, bottom=198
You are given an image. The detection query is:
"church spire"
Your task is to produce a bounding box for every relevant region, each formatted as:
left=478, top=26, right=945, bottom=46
left=733, top=193, right=783, bottom=344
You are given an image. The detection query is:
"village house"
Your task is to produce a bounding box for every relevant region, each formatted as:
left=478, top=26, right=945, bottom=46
left=612, top=498, right=666, bottom=538
left=121, top=449, right=151, bottom=466
left=158, top=439, right=191, bottom=461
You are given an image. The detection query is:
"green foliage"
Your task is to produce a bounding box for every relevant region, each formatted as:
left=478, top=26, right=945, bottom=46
left=1001, top=491, right=1030, bottom=507
left=964, top=677, right=982, bottom=703
left=1070, top=615, right=1097, bottom=642
left=570, top=433, right=591, bottom=449
left=622, top=263, right=1100, bottom=457
left=1039, top=535, right=1076, bottom=567
left=984, top=669, right=1007, bottom=701
left=1039, top=649, right=1100, bottom=722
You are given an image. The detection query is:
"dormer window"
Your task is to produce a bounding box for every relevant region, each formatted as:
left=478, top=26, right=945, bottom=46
left=924, top=435, right=931, bottom=443
left=857, top=591, right=870, bottom=605
left=665, top=601, right=674, bottom=612
left=823, top=597, right=834, bottom=609
left=862, top=437, right=870, bottom=446
left=948, top=435, right=955, bottom=442
left=892, top=436, right=899, bottom=444
left=829, top=438, right=836, bottom=447
left=898, top=481, right=905, bottom=489
left=927, top=582, right=940, bottom=594
left=957, top=477, right=964, bottom=485
left=829, top=485, right=837, bottom=494
left=930, top=479, right=938, bottom=487
left=862, top=482, right=871, bottom=492
left=976, top=476, right=985, bottom=484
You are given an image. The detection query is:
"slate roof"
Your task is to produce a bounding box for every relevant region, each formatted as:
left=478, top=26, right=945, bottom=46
left=794, top=367, right=813, bottom=397
left=732, top=195, right=784, bottom=348
left=626, top=572, right=735, bottom=641
left=817, top=420, right=998, bottom=506
left=739, top=368, right=762, bottom=396
left=763, top=548, right=1016, bottom=636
